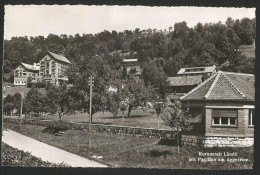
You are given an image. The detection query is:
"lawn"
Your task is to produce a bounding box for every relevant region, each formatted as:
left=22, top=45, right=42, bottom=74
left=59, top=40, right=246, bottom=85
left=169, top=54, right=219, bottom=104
left=239, top=43, right=255, bottom=58
left=3, top=122, right=253, bottom=169
left=32, top=109, right=171, bottom=129
left=3, top=86, right=46, bottom=96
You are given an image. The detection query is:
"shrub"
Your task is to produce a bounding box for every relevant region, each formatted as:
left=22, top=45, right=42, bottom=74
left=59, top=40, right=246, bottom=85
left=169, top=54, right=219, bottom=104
left=1, top=143, right=68, bottom=167
left=145, top=149, right=173, bottom=158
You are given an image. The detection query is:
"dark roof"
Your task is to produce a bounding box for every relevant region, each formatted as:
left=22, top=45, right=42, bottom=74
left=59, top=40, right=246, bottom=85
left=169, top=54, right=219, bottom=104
left=180, top=71, right=255, bottom=101
left=47, top=51, right=71, bottom=64
left=168, top=75, right=202, bottom=86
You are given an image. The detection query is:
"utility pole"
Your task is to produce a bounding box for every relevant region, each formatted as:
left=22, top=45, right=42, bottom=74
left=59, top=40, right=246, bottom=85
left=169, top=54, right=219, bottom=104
left=20, top=92, right=24, bottom=127
left=88, top=76, right=94, bottom=150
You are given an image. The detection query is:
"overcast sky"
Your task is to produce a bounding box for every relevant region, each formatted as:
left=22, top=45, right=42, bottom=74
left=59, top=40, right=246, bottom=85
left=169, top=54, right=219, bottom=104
left=4, top=5, right=255, bottom=40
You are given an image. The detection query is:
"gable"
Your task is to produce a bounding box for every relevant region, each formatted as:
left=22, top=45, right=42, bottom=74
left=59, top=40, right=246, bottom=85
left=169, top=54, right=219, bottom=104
left=40, top=54, right=53, bottom=62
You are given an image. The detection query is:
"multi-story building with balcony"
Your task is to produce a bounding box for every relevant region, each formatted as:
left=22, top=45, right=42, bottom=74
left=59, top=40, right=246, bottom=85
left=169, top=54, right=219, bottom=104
left=14, top=63, right=39, bottom=86
left=39, top=51, right=72, bottom=85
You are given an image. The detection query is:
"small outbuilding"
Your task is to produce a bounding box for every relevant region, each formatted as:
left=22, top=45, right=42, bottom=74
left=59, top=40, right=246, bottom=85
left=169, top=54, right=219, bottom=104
left=180, top=71, right=254, bottom=147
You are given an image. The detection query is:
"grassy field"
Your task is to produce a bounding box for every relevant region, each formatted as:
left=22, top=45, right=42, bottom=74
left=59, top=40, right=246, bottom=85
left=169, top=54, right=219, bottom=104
left=36, top=110, right=171, bottom=129
left=3, top=86, right=46, bottom=96
left=4, top=122, right=253, bottom=169
left=239, top=43, right=255, bottom=58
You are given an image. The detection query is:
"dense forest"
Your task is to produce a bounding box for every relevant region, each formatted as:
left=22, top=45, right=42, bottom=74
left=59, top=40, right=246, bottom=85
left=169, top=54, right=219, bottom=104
left=3, top=17, right=255, bottom=82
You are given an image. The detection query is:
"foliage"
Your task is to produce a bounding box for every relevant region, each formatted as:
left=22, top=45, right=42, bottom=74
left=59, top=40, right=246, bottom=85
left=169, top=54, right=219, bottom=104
left=67, top=55, right=121, bottom=121
left=107, top=92, right=121, bottom=117
left=2, top=143, right=68, bottom=167
left=142, top=60, right=169, bottom=99
left=24, top=86, right=46, bottom=115
left=12, top=93, right=22, bottom=115
left=27, top=76, right=32, bottom=88
left=162, top=101, right=192, bottom=132
left=120, top=102, right=128, bottom=117
left=155, top=102, right=163, bottom=117
left=161, top=100, right=193, bottom=153
left=45, top=84, right=69, bottom=121
left=122, top=76, right=155, bottom=117
left=4, top=17, right=255, bottom=77
left=3, top=93, right=22, bottom=115
left=6, top=123, right=253, bottom=169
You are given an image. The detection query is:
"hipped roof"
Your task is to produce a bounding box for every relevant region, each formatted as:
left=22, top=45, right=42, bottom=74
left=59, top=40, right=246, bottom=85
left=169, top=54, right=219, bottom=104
left=180, top=71, right=254, bottom=101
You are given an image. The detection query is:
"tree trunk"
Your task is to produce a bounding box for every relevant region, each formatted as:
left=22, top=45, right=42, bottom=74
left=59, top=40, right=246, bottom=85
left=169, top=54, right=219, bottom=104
left=58, top=111, right=62, bottom=121
left=157, top=115, right=160, bottom=128
left=176, top=126, right=181, bottom=154
left=127, top=105, right=133, bottom=117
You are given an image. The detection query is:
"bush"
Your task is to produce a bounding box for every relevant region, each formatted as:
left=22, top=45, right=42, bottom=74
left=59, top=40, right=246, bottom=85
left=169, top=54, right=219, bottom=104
left=42, top=121, right=69, bottom=134
left=145, top=149, right=173, bottom=158
left=1, top=143, right=68, bottom=167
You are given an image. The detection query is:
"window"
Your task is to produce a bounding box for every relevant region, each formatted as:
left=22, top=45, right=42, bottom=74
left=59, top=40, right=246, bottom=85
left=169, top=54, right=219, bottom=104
left=212, top=109, right=238, bottom=126
left=249, top=109, right=255, bottom=126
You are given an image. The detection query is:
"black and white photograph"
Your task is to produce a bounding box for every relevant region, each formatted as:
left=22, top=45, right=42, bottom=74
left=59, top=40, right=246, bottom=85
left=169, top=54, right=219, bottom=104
left=2, top=5, right=256, bottom=170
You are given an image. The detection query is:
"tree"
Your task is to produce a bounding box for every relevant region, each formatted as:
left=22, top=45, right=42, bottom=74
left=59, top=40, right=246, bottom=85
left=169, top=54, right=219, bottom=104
left=107, top=92, right=120, bottom=117
left=122, top=76, right=154, bottom=117
left=27, top=76, right=32, bottom=88
left=155, top=102, right=163, bottom=128
left=46, top=84, right=68, bottom=121
left=3, top=94, right=14, bottom=115
left=134, top=28, right=140, bottom=34
left=161, top=101, right=192, bottom=153
left=67, top=55, right=119, bottom=122
left=13, top=93, right=22, bottom=115
left=142, top=61, right=169, bottom=99
left=120, top=102, right=127, bottom=117
left=24, top=86, right=46, bottom=117
left=239, top=18, right=254, bottom=45
left=122, top=66, right=127, bottom=79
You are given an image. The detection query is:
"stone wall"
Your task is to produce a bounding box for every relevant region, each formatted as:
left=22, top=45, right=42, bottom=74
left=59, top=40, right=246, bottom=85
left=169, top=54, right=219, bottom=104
left=3, top=118, right=253, bottom=147
left=201, top=137, right=254, bottom=147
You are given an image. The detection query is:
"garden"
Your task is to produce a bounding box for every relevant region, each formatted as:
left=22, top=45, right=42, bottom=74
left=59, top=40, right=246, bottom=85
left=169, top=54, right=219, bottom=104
left=3, top=122, right=253, bottom=169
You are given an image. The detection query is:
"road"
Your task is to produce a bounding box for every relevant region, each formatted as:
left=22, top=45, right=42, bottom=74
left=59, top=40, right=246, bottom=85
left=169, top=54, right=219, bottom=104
left=2, top=129, right=108, bottom=168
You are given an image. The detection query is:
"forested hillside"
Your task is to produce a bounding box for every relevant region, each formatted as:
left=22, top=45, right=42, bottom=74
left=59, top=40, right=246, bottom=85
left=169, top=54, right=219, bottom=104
left=3, top=17, right=255, bottom=82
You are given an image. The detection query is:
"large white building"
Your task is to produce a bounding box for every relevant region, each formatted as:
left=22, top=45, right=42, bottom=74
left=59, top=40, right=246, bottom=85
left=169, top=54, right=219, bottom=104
left=13, top=51, right=72, bottom=86
left=14, top=62, right=39, bottom=86
left=39, top=51, right=72, bottom=85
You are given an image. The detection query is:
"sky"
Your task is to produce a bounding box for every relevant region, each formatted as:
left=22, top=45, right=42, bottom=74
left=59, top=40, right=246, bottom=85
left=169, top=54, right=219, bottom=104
left=4, top=5, right=255, bottom=40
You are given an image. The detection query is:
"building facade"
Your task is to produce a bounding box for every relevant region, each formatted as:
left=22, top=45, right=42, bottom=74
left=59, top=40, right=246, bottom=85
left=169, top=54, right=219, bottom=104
left=180, top=71, right=254, bottom=147
left=14, top=63, right=39, bottom=86
left=39, top=51, right=72, bottom=85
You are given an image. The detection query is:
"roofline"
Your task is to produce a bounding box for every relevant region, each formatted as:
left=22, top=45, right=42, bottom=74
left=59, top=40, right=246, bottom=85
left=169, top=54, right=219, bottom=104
left=180, top=73, right=217, bottom=100
left=219, top=71, right=246, bottom=99
left=179, top=65, right=216, bottom=69
left=16, top=62, right=39, bottom=72
left=47, top=51, right=72, bottom=64
left=204, top=71, right=221, bottom=98
left=222, top=71, right=254, bottom=76
left=123, top=59, right=138, bottom=62
left=168, top=75, right=203, bottom=78
left=180, top=99, right=255, bottom=102
left=169, top=84, right=199, bottom=87
left=177, top=71, right=215, bottom=74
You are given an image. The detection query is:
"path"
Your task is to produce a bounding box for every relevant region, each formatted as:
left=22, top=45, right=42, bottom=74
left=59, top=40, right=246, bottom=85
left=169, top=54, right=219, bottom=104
left=2, top=129, right=108, bottom=168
